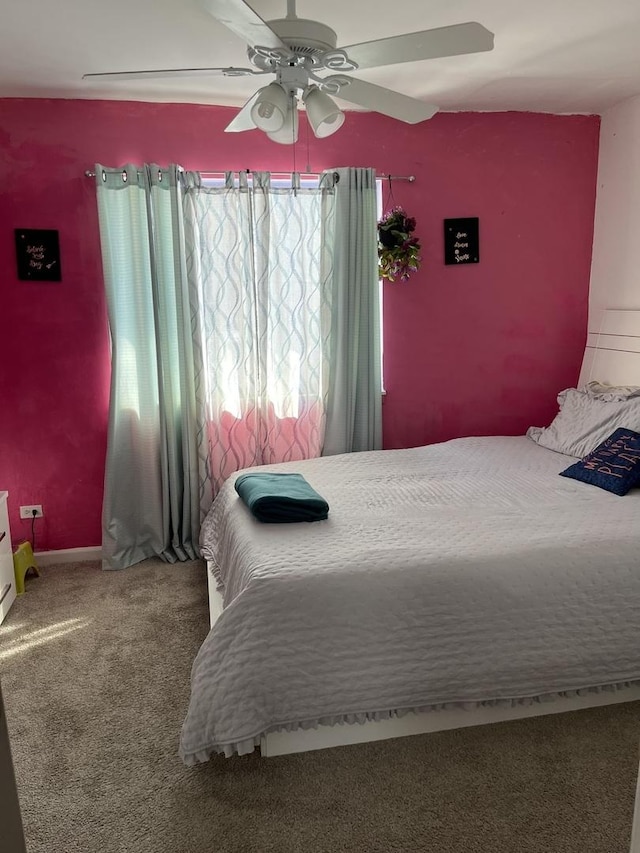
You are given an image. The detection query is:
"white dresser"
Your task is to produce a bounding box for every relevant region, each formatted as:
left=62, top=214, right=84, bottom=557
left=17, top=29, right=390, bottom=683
left=0, top=492, right=16, bottom=624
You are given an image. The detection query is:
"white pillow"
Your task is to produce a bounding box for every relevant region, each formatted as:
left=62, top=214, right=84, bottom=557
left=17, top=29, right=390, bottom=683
left=583, top=380, right=640, bottom=402
left=527, top=387, right=640, bottom=458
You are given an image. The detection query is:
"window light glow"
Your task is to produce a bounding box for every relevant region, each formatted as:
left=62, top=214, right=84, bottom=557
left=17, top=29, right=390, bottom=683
left=0, top=618, right=91, bottom=662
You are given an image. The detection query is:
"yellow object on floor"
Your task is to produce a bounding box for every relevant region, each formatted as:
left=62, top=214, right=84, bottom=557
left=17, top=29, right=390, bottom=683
left=13, top=541, right=39, bottom=595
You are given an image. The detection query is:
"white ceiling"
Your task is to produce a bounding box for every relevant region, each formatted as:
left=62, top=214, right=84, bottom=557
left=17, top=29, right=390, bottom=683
left=3, top=0, right=640, bottom=116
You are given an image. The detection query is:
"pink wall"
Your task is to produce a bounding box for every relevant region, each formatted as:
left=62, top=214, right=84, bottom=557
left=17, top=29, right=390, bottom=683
left=0, top=99, right=599, bottom=550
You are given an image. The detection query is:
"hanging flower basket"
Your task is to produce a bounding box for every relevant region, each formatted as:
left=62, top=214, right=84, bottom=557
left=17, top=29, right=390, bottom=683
left=378, top=206, right=422, bottom=282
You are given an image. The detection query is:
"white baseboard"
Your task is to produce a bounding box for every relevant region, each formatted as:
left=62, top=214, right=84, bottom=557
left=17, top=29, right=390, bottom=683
left=34, top=546, right=102, bottom=566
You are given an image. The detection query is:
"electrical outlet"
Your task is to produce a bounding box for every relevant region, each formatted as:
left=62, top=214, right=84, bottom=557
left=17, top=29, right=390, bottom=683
left=19, top=505, right=43, bottom=519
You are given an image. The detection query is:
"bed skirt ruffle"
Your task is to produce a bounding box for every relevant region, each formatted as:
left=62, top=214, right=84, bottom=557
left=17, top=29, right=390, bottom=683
left=179, top=678, right=640, bottom=764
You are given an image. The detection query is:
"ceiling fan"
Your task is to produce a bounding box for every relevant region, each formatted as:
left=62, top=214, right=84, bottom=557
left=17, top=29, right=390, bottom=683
left=83, top=0, right=495, bottom=144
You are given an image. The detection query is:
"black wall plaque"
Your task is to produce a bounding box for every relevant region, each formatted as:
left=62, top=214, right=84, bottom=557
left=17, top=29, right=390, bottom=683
left=444, top=218, right=479, bottom=265
left=15, top=229, right=62, bottom=281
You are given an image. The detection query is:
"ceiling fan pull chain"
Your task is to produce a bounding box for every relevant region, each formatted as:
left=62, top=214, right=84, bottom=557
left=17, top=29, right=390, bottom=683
left=305, top=117, right=311, bottom=174
left=291, top=94, right=297, bottom=176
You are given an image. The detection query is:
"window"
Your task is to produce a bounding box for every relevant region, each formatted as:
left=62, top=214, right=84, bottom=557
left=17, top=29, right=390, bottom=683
left=201, top=172, right=385, bottom=393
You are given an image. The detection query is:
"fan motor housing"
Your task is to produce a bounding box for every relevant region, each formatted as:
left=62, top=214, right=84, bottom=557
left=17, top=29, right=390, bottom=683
left=266, top=18, right=338, bottom=56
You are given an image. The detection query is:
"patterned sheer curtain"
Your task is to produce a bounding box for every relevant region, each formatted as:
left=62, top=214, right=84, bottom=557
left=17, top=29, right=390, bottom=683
left=183, top=171, right=338, bottom=508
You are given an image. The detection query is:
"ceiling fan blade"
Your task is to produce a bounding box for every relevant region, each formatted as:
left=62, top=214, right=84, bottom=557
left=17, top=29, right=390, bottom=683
left=342, top=22, right=494, bottom=70
left=331, top=76, right=438, bottom=124
left=224, top=91, right=261, bottom=133
left=83, top=67, right=258, bottom=82
left=200, top=0, right=286, bottom=51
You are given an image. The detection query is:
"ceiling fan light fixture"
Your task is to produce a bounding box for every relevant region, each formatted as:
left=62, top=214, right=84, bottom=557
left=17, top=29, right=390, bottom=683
left=303, top=85, right=345, bottom=138
left=250, top=81, right=289, bottom=132
left=266, top=96, right=299, bottom=144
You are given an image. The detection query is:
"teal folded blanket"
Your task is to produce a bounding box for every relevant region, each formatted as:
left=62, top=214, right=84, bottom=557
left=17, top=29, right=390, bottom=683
left=234, top=472, right=329, bottom=523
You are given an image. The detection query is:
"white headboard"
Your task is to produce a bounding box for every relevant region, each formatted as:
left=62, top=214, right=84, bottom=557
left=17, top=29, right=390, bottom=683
left=578, top=309, right=640, bottom=387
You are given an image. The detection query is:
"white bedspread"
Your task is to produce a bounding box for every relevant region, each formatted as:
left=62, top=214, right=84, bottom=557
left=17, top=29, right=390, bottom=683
left=179, top=436, right=640, bottom=762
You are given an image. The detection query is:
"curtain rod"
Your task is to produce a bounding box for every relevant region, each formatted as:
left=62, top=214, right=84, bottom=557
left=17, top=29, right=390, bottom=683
left=84, top=168, right=415, bottom=181
left=378, top=174, right=416, bottom=182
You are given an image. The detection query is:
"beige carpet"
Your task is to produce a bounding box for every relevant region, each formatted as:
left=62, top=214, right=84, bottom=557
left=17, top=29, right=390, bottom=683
left=1, top=559, right=638, bottom=853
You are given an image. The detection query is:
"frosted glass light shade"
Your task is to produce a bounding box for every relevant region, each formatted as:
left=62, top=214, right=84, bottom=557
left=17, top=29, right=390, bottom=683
left=267, top=99, right=299, bottom=144
left=250, top=82, right=288, bottom=132
left=304, top=86, right=345, bottom=138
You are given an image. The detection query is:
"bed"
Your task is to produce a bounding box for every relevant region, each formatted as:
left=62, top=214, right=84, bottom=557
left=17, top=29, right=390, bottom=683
left=179, top=309, right=640, bottom=763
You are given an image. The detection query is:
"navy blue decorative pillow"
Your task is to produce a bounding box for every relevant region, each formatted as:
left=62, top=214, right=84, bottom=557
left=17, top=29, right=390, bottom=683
left=559, top=427, right=640, bottom=496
